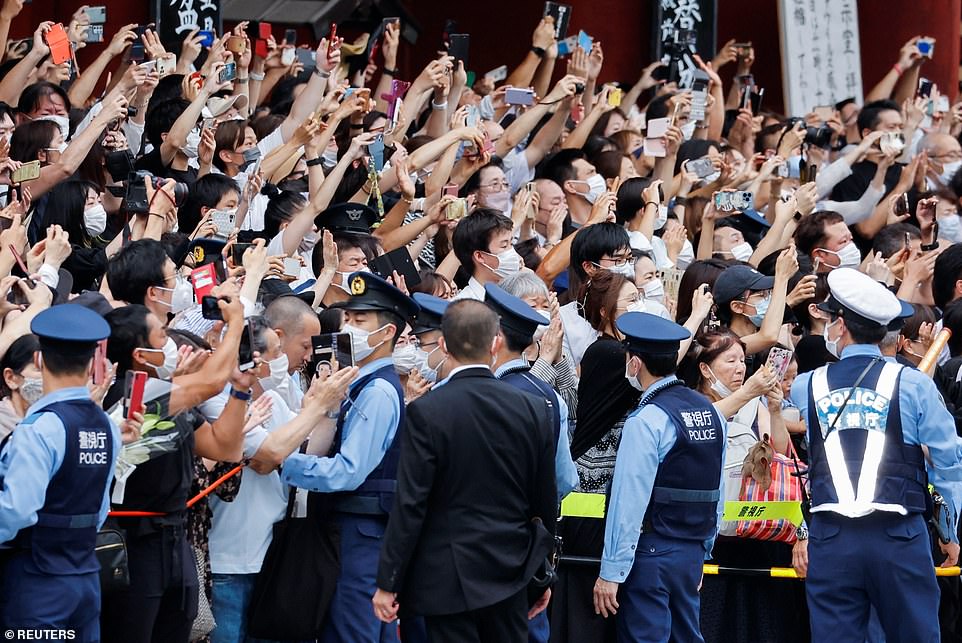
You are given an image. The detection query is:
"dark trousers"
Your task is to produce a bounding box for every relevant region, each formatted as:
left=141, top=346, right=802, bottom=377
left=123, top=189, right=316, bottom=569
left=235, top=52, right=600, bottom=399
left=616, top=532, right=705, bottom=643
left=100, top=526, right=199, bottom=643
left=424, top=589, right=528, bottom=643
left=807, top=512, right=940, bottom=643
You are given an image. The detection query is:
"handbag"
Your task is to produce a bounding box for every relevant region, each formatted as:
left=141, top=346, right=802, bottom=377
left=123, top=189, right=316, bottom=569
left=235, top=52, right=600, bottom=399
left=735, top=438, right=806, bottom=544
left=95, top=527, right=129, bottom=594
left=189, top=545, right=215, bottom=642
left=246, top=488, right=341, bottom=640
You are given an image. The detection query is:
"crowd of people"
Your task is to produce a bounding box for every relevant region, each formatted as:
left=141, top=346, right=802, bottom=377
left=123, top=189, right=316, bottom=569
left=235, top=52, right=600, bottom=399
left=0, top=2, right=961, bottom=642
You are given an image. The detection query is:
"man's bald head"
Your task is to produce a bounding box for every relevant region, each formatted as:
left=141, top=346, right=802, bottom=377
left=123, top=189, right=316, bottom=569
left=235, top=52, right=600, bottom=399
left=441, top=300, right=499, bottom=364
left=265, top=296, right=314, bottom=334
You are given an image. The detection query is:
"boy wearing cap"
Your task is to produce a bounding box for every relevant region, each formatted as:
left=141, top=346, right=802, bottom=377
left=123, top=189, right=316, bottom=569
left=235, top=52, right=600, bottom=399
left=0, top=304, right=125, bottom=638
left=281, top=272, right=418, bottom=643
left=593, top=312, right=725, bottom=643
left=790, top=268, right=962, bottom=642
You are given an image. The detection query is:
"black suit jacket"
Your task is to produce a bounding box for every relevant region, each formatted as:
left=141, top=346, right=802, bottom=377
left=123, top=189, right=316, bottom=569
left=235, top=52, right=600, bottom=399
left=376, top=367, right=557, bottom=616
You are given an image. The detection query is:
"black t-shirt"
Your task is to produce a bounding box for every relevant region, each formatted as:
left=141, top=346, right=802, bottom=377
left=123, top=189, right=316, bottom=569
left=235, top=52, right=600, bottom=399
left=830, top=160, right=903, bottom=204
left=795, top=333, right=837, bottom=374
left=135, top=147, right=198, bottom=185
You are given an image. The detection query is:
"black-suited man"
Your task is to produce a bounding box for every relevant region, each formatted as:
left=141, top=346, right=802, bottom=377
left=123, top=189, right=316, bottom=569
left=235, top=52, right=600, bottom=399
left=373, top=299, right=557, bottom=642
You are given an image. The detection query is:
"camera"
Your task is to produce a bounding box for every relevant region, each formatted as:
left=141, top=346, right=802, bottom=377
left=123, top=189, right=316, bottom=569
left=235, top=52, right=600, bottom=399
left=804, top=125, right=833, bottom=149
left=124, top=170, right=188, bottom=214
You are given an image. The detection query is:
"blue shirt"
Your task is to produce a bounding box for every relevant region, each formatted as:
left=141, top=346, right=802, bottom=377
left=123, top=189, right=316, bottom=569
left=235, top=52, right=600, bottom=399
left=281, top=358, right=402, bottom=492
left=0, top=387, right=121, bottom=544
left=791, top=344, right=962, bottom=542
left=600, top=376, right=728, bottom=582
left=494, top=358, right=579, bottom=499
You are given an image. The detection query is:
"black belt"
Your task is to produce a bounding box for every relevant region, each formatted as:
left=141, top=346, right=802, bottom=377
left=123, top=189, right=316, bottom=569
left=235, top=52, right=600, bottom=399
left=333, top=496, right=386, bottom=516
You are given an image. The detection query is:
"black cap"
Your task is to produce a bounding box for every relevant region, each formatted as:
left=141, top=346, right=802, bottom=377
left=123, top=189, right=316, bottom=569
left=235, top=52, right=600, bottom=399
left=484, top=283, right=548, bottom=338
left=336, top=272, right=419, bottom=319
left=316, top=203, right=378, bottom=235
left=712, top=265, right=775, bottom=305
left=411, top=293, right=449, bottom=334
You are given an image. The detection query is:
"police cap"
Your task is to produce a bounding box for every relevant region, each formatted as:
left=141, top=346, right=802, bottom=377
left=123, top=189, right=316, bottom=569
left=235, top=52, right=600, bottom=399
left=484, top=283, right=548, bottom=339
left=411, top=293, right=449, bottom=335
left=316, top=203, right=378, bottom=235
left=337, top=272, right=419, bottom=320
left=816, top=268, right=901, bottom=328
left=31, top=303, right=110, bottom=355
left=616, top=311, right=690, bottom=356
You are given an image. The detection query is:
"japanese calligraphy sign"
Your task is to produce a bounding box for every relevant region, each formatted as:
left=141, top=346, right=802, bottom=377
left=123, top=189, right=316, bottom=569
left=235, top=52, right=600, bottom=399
left=778, top=0, right=863, bottom=117
left=650, top=0, right=717, bottom=89
left=154, top=0, right=221, bottom=51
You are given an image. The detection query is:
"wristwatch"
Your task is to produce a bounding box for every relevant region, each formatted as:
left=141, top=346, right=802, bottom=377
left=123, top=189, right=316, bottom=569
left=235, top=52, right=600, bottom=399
left=795, top=524, right=809, bottom=541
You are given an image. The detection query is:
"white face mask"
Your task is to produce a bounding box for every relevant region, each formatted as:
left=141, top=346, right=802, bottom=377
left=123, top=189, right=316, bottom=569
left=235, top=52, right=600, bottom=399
left=703, top=169, right=721, bottom=184
left=572, top=174, right=607, bottom=204
left=821, top=242, right=861, bottom=270
left=625, top=358, right=644, bottom=391
left=654, top=205, right=669, bottom=230
left=822, top=317, right=841, bottom=358
left=323, top=148, right=339, bottom=168
left=140, top=337, right=179, bottom=380
left=939, top=160, right=962, bottom=186
left=706, top=365, right=734, bottom=399
left=680, top=121, right=696, bottom=140
left=392, top=344, right=420, bottom=374
left=342, top=323, right=389, bottom=362
left=184, top=128, right=201, bottom=159
left=532, top=308, right=551, bottom=342
left=83, top=204, right=107, bottom=237
left=416, top=345, right=443, bottom=383
left=154, top=276, right=194, bottom=314
left=482, top=190, right=512, bottom=216
left=19, top=376, right=44, bottom=405
left=939, top=215, right=962, bottom=243
left=601, top=260, right=636, bottom=281
left=626, top=299, right=647, bottom=314
left=38, top=114, right=69, bottom=140
left=642, top=279, right=665, bottom=303
left=729, top=241, right=753, bottom=262
left=260, top=353, right=290, bottom=391
left=483, top=247, right=523, bottom=279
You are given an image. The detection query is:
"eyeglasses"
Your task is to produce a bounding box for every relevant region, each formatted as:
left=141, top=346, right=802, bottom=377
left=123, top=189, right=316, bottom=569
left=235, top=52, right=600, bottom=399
left=411, top=337, right=439, bottom=350
left=479, top=180, right=510, bottom=192
left=596, top=256, right=635, bottom=268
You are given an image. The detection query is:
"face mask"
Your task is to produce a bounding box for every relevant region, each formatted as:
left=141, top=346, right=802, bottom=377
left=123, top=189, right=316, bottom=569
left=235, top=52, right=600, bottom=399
left=260, top=354, right=290, bottom=391
left=823, top=317, right=840, bottom=358
left=573, top=174, right=606, bottom=204
left=19, top=376, right=44, bottom=405
left=654, top=205, right=669, bottom=230
left=392, top=344, right=420, bottom=374
left=729, top=241, right=753, bottom=262
left=38, top=114, right=69, bottom=140
left=626, top=299, right=647, bottom=314
left=54, top=141, right=67, bottom=154
left=139, top=337, right=179, bottom=380
left=939, top=215, right=962, bottom=244
left=280, top=177, right=309, bottom=193
left=937, top=160, right=962, bottom=186
left=642, top=279, right=665, bottom=303
left=532, top=309, right=551, bottom=342
left=744, top=295, right=771, bottom=328
left=483, top=247, right=523, bottom=279
left=323, top=148, right=339, bottom=168
left=483, top=190, right=512, bottom=216
left=821, top=242, right=861, bottom=269
left=680, top=121, right=696, bottom=140
left=417, top=345, right=443, bottom=383
left=601, top=260, right=636, bottom=281
left=83, top=204, right=107, bottom=237
left=625, top=359, right=644, bottom=392
left=707, top=365, right=734, bottom=398
left=240, top=147, right=261, bottom=171
left=154, top=276, right=194, bottom=314
left=342, top=323, right=389, bottom=362
left=298, top=230, right=319, bottom=254
left=184, top=128, right=201, bottom=159
left=703, top=169, right=721, bottom=184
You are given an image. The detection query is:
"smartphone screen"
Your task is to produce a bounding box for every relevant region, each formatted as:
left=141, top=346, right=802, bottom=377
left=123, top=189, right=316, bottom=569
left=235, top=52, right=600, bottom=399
left=93, top=339, right=108, bottom=385
left=284, top=28, right=297, bottom=46
left=238, top=320, right=255, bottom=371
left=125, top=370, right=148, bottom=420
left=201, top=295, right=223, bottom=321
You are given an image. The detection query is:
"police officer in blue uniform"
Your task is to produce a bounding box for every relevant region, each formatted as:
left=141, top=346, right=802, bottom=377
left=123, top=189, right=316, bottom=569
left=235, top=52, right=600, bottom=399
left=485, top=283, right=579, bottom=643
left=593, top=312, right=726, bottom=643
left=281, top=271, right=418, bottom=643
left=408, top=292, right=450, bottom=385
left=790, top=268, right=962, bottom=643
left=0, top=304, right=120, bottom=640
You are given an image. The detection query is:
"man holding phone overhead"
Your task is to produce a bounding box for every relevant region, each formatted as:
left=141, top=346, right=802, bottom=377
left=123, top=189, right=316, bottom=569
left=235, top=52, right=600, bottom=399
left=0, top=305, right=135, bottom=637
left=281, top=272, right=419, bottom=643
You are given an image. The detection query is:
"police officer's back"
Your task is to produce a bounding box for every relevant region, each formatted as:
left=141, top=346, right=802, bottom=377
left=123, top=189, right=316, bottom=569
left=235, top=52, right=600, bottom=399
left=790, top=269, right=962, bottom=643
left=0, top=305, right=119, bottom=639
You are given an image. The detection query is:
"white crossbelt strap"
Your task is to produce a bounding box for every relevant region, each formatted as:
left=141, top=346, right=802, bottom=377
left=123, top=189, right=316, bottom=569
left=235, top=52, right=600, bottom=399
left=810, top=361, right=904, bottom=517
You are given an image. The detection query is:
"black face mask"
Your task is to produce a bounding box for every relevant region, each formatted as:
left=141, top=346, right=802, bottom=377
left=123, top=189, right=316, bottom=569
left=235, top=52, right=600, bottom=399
left=278, top=177, right=309, bottom=193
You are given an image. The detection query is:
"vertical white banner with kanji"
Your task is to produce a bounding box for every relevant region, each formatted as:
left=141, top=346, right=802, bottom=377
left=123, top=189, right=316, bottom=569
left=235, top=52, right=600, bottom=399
left=778, top=0, right=863, bottom=116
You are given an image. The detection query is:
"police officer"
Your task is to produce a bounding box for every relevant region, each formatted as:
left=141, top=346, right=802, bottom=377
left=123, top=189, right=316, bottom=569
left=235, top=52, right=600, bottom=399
left=790, top=268, right=962, bottom=642
left=486, top=283, right=579, bottom=643
left=593, top=311, right=726, bottom=643
left=0, top=305, right=121, bottom=639
left=282, top=271, right=418, bottom=643
left=407, top=292, right=450, bottom=384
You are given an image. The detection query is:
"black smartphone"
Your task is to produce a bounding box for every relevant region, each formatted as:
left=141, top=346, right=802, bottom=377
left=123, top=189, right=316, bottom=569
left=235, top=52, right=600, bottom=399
left=448, top=34, right=469, bottom=66
left=231, top=242, right=252, bottom=265
left=918, top=77, right=934, bottom=98
left=238, top=320, right=255, bottom=371
left=894, top=193, right=909, bottom=217
left=368, top=246, right=422, bottom=288
left=543, top=2, right=572, bottom=39
left=807, top=164, right=818, bottom=184
left=201, top=295, right=224, bottom=320
left=284, top=28, right=296, bottom=46
left=749, top=88, right=765, bottom=116
left=310, top=332, right=354, bottom=376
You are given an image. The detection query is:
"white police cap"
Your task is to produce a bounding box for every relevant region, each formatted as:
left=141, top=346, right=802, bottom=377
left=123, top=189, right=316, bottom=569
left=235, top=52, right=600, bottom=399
left=816, top=268, right=901, bottom=328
